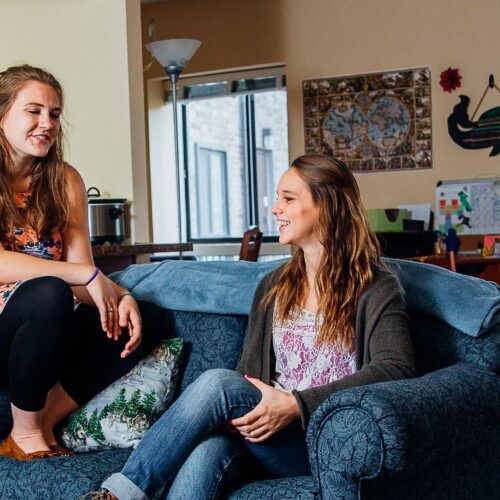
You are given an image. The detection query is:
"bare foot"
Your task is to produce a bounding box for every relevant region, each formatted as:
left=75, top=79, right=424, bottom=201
left=41, top=426, right=58, bottom=448
left=10, top=430, right=51, bottom=454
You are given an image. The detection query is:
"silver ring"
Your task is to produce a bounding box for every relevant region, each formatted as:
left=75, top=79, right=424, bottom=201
left=107, top=307, right=114, bottom=313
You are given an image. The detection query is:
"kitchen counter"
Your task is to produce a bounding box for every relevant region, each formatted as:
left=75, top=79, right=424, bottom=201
left=92, top=242, right=193, bottom=273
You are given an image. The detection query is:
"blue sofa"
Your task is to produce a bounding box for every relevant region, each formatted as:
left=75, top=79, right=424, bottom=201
left=1, top=259, right=499, bottom=499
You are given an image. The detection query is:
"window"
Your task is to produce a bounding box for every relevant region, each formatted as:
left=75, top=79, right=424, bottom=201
left=175, top=66, right=288, bottom=242
left=194, top=146, right=229, bottom=238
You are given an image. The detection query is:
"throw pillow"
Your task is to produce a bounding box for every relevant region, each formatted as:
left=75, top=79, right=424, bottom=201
left=59, top=337, right=182, bottom=452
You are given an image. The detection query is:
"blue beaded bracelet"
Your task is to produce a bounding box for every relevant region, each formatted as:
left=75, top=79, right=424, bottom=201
left=85, top=267, right=100, bottom=286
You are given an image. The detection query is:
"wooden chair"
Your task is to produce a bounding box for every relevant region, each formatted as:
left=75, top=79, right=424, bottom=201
left=239, top=226, right=263, bottom=262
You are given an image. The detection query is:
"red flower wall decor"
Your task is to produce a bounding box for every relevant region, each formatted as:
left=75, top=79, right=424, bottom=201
left=440, top=67, right=462, bottom=93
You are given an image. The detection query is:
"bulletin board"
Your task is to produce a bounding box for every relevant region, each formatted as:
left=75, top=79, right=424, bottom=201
left=435, top=177, right=500, bottom=235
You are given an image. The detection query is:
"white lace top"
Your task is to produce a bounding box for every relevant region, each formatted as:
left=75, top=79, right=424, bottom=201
left=272, top=307, right=356, bottom=392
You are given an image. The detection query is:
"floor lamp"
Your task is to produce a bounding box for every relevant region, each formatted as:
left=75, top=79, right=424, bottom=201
left=146, top=39, right=201, bottom=257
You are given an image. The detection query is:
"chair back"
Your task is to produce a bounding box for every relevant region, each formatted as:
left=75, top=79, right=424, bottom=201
left=239, top=226, right=263, bottom=262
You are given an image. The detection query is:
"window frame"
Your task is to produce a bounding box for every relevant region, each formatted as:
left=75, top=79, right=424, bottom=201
left=173, top=66, right=287, bottom=244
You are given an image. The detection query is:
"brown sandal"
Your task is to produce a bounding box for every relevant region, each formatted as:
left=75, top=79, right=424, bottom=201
left=49, top=443, right=75, bottom=456
left=0, top=435, right=60, bottom=461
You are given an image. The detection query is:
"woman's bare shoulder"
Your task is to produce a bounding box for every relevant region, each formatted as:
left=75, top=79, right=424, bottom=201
left=63, top=164, right=86, bottom=198
left=64, top=163, right=85, bottom=185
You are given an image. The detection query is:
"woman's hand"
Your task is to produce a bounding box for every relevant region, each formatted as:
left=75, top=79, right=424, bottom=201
left=85, top=270, right=120, bottom=339
left=229, top=375, right=301, bottom=443
left=117, top=294, right=142, bottom=358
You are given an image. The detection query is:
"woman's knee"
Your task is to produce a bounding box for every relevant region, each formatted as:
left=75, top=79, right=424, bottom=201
left=188, top=369, right=260, bottom=409
left=193, top=369, right=242, bottom=393
left=23, top=276, right=74, bottom=309
left=19, top=277, right=74, bottom=317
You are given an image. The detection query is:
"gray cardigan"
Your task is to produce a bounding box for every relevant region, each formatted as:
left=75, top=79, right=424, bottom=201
left=237, top=264, right=416, bottom=428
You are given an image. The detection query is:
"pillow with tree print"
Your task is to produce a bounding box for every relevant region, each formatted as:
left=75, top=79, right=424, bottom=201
left=59, top=338, right=182, bottom=452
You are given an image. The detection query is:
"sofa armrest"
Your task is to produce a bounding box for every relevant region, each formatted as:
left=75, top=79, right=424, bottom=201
left=306, top=363, right=500, bottom=500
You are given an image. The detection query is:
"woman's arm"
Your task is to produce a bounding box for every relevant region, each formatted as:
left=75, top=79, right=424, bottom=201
left=0, top=245, right=96, bottom=285
left=61, top=166, right=129, bottom=299
left=62, top=165, right=142, bottom=357
left=231, top=266, right=301, bottom=442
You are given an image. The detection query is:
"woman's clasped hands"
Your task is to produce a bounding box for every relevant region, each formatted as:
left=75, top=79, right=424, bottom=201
left=85, top=268, right=142, bottom=358
left=229, top=375, right=301, bottom=443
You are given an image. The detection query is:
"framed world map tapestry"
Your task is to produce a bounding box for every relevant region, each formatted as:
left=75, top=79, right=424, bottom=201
left=303, top=67, right=432, bottom=172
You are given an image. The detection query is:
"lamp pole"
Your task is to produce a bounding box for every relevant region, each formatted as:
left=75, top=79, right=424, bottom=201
left=145, top=39, right=201, bottom=258
left=166, top=69, right=182, bottom=257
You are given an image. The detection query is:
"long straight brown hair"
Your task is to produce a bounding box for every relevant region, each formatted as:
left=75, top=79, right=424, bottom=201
left=266, top=154, right=384, bottom=348
left=0, top=65, right=68, bottom=241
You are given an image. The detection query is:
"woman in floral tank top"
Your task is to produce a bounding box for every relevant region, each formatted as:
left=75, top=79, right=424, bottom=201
left=91, top=156, right=415, bottom=500
left=0, top=65, right=164, bottom=461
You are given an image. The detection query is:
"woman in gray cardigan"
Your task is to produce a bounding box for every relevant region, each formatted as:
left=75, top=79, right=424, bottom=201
left=93, top=155, right=416, bottom=500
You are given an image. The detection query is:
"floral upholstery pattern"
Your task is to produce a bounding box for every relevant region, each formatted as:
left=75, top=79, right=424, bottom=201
left=409, top=312, right=500, bottom=374
left=165, top=310, right=247, bottom=392
left=0, top=448, right=132, bottom=500
left=229, top=476, right=316, bottom=499
left=307, top=363, right=500, bottom=499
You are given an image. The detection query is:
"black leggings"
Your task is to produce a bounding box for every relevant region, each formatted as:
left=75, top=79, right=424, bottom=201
left=0, top=277, right=167, bottom=412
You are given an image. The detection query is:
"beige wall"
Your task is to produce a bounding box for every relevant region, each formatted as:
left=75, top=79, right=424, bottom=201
left=0, top=0, right=150, bottom=241
left=142, top=0, right=500, bottom=209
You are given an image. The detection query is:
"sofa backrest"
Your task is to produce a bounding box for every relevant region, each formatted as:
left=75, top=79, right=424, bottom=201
left=112, top=259, right=500, bottom=383
left=384, top=258, right=500, bottom=375
left=156, top=270, right=499, bottom=391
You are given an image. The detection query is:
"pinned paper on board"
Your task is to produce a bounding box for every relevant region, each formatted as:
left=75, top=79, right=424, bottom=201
left=436, top=178, right=500, bottom=235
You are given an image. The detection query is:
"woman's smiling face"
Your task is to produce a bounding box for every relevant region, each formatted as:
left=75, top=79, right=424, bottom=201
left=272, top=167, right=320, bottom=249
left=1, top=80, right=61, bottom=167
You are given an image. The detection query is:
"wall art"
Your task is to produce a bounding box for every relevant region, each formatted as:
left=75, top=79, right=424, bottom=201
left=447, top=74, right=500, bottom=157
left=303, top=67, right=432, bottom=172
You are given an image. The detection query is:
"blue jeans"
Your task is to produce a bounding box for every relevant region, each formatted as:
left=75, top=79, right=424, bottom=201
left=102, top=369, right=310, bottom=499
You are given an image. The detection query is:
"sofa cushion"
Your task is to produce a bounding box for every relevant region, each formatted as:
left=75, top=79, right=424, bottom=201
left=111, top=259, right=500, bottom=338
left=0, top=448, right=132, bottom=500
left=59, top=338, right=183, bottom=452
left=229, top=476, right=316, bottom=499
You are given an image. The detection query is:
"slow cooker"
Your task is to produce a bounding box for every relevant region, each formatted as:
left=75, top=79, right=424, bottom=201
left=87, top=187, right=127, bottom=244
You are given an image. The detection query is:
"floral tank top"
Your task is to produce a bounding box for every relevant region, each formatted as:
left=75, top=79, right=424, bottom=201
left=0, top=193, right=63, bottom=314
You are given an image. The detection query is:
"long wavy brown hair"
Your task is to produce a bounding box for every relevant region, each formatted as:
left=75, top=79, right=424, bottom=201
left=266, top=154, right=384, bottom=348
left=0, top=65, right=68, bottom=241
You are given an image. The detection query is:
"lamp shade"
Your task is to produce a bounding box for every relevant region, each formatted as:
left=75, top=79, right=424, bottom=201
left=146, top=39, right=201, bottom=74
